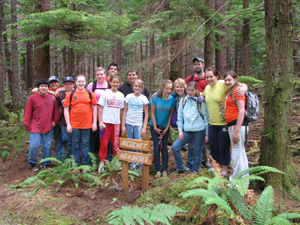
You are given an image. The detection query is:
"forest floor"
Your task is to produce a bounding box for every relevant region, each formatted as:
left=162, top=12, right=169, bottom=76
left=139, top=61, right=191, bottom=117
left=0, top=111, right=300, bottom=224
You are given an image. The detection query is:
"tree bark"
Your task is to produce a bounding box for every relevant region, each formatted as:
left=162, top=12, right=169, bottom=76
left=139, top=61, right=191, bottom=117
left=260, top=0, right=296, bottom=193
left=34, top=0, right=50, bottom=81
left=204, top=0, right=214, bottom=69
left=293, top=4, right=300, bottom=77
left=116, top=37, right=122, bottom=72
left=26, top=41, right=34, bottom=89
left=170, top=34, right=183, bottom=81
left=242, top=0, right=250, bottom=76
left=215, top=0, right=227, bottom=77
left=0, top=1, right=5, bottom=103
left=149, top=34, right=155, bottom=91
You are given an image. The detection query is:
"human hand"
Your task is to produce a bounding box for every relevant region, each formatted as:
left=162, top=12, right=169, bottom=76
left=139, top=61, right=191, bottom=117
left=179, top=131, right=184, bottom=141
left=197, top=96, right=205, bottom=103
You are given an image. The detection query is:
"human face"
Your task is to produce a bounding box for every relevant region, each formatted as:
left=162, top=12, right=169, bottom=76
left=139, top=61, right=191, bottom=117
left=49, top=81, right=59, bottom=91
left=76, top=76, right=86, bottom=91
left=187, top=86, right=197, bottom=98
left=110, top=78, right=120, bottom=92
left=96, top=70, right=106, bottom=82
left=108, top=66, right=118, bottom=76
left=224, top=75, right=238, bottom=89
left=133, top=83, right=142, bottom=95
left=193, top=61, right=204, bottom=74
left=162, top=83, right=173, bottom=98
left=38, top=84, right=49, bottom=96
left=64, top=81, right=75, bottom=92
left=205, top=70, right=218, bottom=86
left=127, top=72, right=138, bottom=85
left=174, top=84, right=185, bottom=97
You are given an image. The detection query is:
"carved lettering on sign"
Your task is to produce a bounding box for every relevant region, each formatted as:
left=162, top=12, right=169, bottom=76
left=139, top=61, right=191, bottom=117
left=119, top=138, right=150, bottom=152
left=118, top=150, right=152, bottom=165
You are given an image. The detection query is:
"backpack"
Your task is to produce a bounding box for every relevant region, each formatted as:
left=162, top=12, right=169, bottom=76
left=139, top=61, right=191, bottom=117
left=92, top=80, right=110, bottom=92
left=231, top=90, right=259, bottom=122
left=69, top=89, right=92, bottom=109
left=182, top=96, right=204, bottom=120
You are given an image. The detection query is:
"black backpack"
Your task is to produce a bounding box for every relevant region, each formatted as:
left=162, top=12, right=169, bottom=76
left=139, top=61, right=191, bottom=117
left=92, top=80, right=110, bottom=92
left=69, top=89, right=92, bottom=109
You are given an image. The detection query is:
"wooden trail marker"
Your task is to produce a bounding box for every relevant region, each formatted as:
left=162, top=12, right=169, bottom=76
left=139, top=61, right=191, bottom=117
left=119, top=134, right=152, bottom=192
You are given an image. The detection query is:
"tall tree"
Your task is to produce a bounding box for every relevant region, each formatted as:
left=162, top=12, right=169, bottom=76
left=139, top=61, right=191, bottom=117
left=10, top=0, right=21, bottom=109
left=204, top=0, right=214, bottom=69
left=242, top=0, right=250, bottom=76
left=260, top=0, right=296, bottom=193
left=215, top=0, right=227, bottom=76
left=0, top=1, right=5, bottom=103
left=34, top=0, right=50, bottom=81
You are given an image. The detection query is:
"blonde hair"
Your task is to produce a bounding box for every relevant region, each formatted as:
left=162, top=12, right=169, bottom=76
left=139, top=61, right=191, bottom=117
left=96, top=67, right=106, bottom=73
left=174, top=78, right=187, bottom=91
left=157, top=79, right=173, bottom=98
left=75, top=75, right=86, bottom=81
left=133, top=79, right=144, bottom=90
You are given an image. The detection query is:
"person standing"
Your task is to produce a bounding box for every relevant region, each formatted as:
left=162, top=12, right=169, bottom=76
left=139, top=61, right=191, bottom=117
left=24, top=78, right=60, bottom=171
left=118, top=68, right=150, bottom=98
left=58, top=76, right=75, bottom=160
left=63, top=75, right=98, bottom=166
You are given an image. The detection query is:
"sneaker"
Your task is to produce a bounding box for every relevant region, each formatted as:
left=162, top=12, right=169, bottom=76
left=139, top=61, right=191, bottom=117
left=183, top=166, right=191, bottom=172
left=30, top=164, right=39, bottom=172
left=208, top=168, right=214, bottom=172
left=98, top=162, right=104, bottom=173
left=205, top=162, right=212, bottom=167
left=221, top=171, right=228, bottom=177
left=130, top=164, right=137, bottom=170
left=155, top=171, right=161, bottom=178
left=162, top=171, right=167, bottom=177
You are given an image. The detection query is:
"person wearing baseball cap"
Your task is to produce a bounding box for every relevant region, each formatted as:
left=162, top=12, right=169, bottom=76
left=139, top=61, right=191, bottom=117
left=58, top=76, right=75, bottom=160
left=185, top=57, right=207, bottom=93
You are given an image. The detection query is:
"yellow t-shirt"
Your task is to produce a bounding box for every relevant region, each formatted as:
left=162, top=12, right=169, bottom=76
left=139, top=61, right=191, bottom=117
left=203, top=80, right=229, bottom=125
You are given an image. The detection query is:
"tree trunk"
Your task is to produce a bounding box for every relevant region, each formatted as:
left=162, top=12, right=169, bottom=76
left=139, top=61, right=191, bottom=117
left=34, top=0, right=50, bottom=81
left=139, top=41, right=143, bottom=77
left=26, top=41, right=34, bottom=89
left=9, top=0, right=21, bottom=109
left=260, top=0, right=296, bottom=193
left=242, top=0, right=250, bottom=76
left=215, top=0, right=227, bottom=77
left=62, top=47, right=67, bottom=78
left=116, top=37, right=122, bottom=72
left=204, top=0, right=214, bottom=69
left=293, top=4, right=300, bottom=77
left=149, top=34, right=155, bottom=92
left=0, top=1, right=5, bottom=103
left=170, top=34, right=183, bottom=81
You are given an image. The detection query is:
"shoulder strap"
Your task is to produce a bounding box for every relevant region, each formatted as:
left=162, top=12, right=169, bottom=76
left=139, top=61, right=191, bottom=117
left=92, top=80, right=97, bottom=92
left=190, top=74, right=194, bottom=81
left=69, top=90, right=76, bottom=108
left=86, top=89, right=92, bottom=101
left=182, top=96, right=204, bottom=120
left=182, top=97, right=187, bottom=109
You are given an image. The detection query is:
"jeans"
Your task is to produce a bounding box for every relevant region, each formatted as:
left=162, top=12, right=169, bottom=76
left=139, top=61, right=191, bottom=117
left=71, top=128, right=91, bottom=165
left=90, top=120, right=100, bottom=158
left=28, top=130, right=53, bottom=167
left=61, top=126, right=72, bottom=160
left=126, top=124, right=142, bottom=166
left=53, top=125, right=64, bottom=161
left=150, top=126, right=170, bottom=172
left=172, top=130, right=205, bottom=172
left=208, top=125, right=230, bottom=166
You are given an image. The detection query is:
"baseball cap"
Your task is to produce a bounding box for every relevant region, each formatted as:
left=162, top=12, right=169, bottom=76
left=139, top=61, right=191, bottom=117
left=63, top=76, right=75, bottom=83
left=192, top=57, right=204, bottom=63
left=49, top=76, right=59, bottom=82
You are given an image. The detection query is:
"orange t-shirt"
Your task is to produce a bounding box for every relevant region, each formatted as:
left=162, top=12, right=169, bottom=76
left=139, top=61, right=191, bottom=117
left=225, top=89, right=246, bottom=124
left=63, top=89, right=97, bottom=129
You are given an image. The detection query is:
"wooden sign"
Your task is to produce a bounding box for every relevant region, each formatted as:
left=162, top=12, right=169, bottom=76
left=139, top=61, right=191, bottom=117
left=118, top=135, right=151, bottom=192
left=119, top=138, right=150, bottom=152
left=119, top=150, right=152, bottom=165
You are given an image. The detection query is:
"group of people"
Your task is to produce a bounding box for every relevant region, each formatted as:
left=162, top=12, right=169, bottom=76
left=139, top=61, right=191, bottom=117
left=24, top=58, right=249, bottom=181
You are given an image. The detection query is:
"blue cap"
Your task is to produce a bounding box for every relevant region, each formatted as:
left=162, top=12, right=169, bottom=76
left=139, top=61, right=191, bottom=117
left=49, top=76, right=59, bottom=82
left=63, top=76, right=75, bottom=83
left=193, top=57, right=204, bottom=63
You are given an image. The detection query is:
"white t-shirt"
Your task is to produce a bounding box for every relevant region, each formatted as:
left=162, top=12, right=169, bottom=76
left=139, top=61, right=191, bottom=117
left=125, top=93, right=149, bottom=126
left=98, top=90, right=124, bottom=124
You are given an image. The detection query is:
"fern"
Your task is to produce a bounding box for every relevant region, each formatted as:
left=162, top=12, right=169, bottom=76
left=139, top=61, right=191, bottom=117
left=265, top=213, right=300, bottom=225
left=107, top=204, right=185, bottom=225
left=253, top=186, right=274, bottom=225
left=88, top=152, right=98, bottom=171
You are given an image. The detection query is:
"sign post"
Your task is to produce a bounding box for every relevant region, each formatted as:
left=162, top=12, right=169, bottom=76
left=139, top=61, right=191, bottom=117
left=119, top=135, right=152, bottom=192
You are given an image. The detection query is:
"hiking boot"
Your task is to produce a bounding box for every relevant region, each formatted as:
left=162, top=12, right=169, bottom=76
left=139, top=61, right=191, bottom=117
left=162, top=171, right=167, bottom=177
left=221, top=171, right=228, bottom=177
left=183, top=166, right=191, bottom=172
left=155, top=171, right=161, bottom=178
left=98, top=162, right=105, bottom=173
left=30, top=163, right=39, bottom=172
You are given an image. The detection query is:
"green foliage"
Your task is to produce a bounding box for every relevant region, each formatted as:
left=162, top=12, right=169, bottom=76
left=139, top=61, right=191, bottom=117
left=1, top=150, right=10, bottom=161
left=253, top=186, right=274, bottom=225
left=106, top=203, right=186, bottom=225
left=10, top=156, right=103, bottom=193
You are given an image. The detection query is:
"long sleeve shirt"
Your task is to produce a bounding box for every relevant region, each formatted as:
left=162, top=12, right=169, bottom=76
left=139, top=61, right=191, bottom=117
left=24, top=93, right=60, bottom=134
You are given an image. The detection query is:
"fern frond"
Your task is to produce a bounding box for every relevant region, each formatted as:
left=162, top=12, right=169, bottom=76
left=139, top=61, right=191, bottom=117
left=225, top=188, right=252, bottom=221
left=265, top=217, right=291, bottom=225
left=253, top=186, right=274, bottom=225
left=207, top=176, right=228, bottom=190
left=88, top=152, right=98, bottom=171
left=180, top=188, right=208, bottom=198
left=150, top=204, right=186, bottom=225
left=39, top=157, right=63, bottom=165
left=81, top=173, right=103, bottom=186
left=233, top=166, right=283, bottom=180
left=186, top=176, right=210, bottom=189
left=275, top=212, right=300, bottom=220
left=9, top=175, right=38, bottom=188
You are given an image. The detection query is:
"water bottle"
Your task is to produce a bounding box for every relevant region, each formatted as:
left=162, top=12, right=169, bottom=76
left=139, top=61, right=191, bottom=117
left=99, top=124, right=106, bottom=138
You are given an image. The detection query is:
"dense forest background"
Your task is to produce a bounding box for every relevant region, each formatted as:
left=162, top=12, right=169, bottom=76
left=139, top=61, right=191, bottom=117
left=1, top=0, right=298, bottom=109
left=0, top=0, right=299, bottom=194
